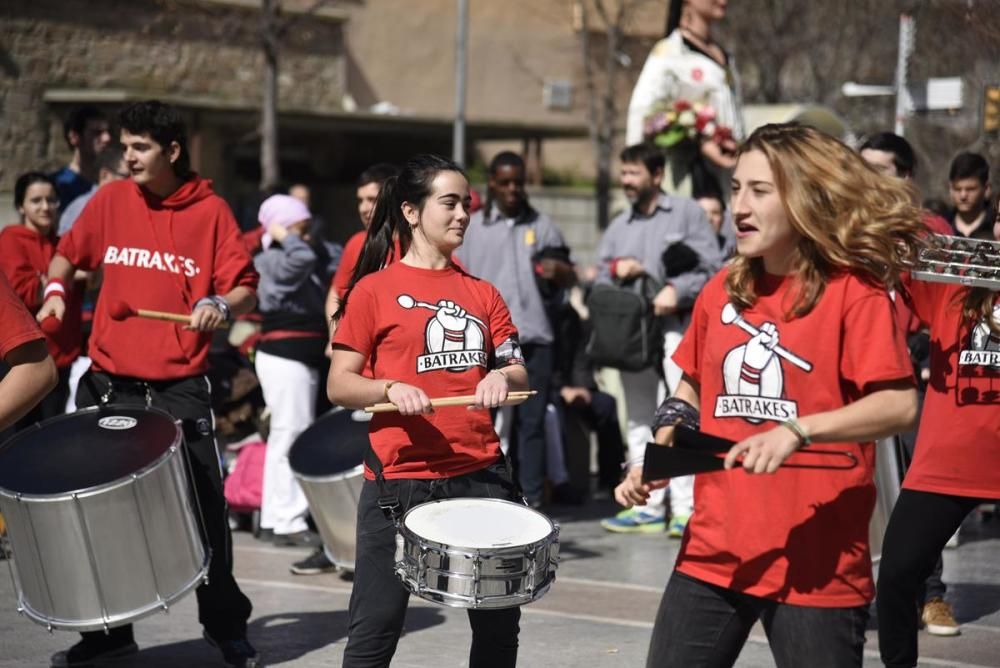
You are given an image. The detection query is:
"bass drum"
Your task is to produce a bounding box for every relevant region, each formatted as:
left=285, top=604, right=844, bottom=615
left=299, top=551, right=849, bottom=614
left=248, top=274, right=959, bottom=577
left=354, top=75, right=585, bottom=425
left=289, top=407, right=371, bottom=572
left=0, top=406, right=208, bottom=631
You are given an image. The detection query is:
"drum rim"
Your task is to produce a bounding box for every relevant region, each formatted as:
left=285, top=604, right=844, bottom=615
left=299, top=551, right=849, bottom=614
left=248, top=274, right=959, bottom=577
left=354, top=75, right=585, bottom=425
left=293, top=463, right=364, bottom=483
left=397, top=497, right=558, bottom=557
left=0, top=404, right=183, bottom=501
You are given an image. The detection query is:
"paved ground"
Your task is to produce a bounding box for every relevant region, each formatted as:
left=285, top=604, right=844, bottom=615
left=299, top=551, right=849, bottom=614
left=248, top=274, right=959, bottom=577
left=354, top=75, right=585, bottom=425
left=2, top=497, right=999, bottom=667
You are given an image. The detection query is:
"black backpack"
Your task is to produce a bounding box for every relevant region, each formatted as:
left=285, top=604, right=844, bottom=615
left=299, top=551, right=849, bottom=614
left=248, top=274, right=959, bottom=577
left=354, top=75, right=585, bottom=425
left=585, top=276, right=663, bottom=372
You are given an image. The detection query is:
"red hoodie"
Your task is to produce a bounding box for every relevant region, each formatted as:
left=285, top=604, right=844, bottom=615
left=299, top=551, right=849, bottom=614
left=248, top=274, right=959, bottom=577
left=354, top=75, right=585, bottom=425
left=58, top=176, right=258, bottom=380
left=0, top=224, right=82, bottom=368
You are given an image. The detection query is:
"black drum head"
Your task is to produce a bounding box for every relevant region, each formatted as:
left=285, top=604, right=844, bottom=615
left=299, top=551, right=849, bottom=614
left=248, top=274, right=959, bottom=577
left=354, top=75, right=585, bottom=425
left=289, top=407, right=370, bottom=476
left=0, top=406, right=180, bottom=496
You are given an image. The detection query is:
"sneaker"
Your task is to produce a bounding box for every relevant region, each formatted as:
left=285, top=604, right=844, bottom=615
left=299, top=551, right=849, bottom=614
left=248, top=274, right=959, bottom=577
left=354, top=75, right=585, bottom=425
left=600, top=508, right=666, bottom=533
left=51, top=635, right=139, bottom=667
left=922, top=598, right=961, bottom=637
left=203, top=631, right=259, bottom=668
left=668, top=514, right=690, bottom=538
left=290, top=548, right=337, bottom=575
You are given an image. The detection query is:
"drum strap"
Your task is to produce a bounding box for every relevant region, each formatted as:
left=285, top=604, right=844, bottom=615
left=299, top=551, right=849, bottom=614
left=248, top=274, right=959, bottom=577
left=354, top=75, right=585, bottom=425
left=364, top=446, right=402, bottom=523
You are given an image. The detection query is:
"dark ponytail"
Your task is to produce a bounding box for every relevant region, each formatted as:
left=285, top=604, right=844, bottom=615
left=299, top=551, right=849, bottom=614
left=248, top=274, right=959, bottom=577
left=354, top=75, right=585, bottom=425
left=665, top=0, right=683, bottom=37
left=334, top=153, right=466, bottom=321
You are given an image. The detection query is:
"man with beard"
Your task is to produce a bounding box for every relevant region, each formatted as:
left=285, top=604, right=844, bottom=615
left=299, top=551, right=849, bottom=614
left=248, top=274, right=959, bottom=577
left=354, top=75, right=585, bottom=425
left=454, top=151, right=575, bottom=508
left=597, top=143, right=721, bottom=534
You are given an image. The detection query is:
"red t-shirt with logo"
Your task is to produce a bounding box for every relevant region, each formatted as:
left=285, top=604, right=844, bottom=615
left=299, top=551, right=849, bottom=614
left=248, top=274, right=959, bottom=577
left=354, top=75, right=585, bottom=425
left=0, top=272, right=45, bottom=360
left=0, top=225, right=82, bottom=368
left=333, top=261, right=518, bottom=479
left=903, top=279, right=1000, bottom=498
left=58, top=177, right=258, bottom=380
left=671, top=268, right=913, bottom=607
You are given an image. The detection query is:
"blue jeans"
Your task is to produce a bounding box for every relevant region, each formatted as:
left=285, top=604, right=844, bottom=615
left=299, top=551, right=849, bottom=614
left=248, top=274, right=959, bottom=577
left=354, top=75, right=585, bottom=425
left=342, top=461, right=521, bottom=668
left=647, top=571, right=869, bottom=668
left=513, top=343, right=552, bottom=505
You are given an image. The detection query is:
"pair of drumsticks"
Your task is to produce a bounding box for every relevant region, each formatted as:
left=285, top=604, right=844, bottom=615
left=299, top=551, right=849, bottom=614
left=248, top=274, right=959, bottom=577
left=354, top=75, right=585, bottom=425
left=96, top=299, right=535, bottom=414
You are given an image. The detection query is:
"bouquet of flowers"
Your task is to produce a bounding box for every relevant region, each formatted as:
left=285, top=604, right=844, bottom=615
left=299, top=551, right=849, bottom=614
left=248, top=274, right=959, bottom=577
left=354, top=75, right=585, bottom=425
left=643, top=100, right=733, bottom=149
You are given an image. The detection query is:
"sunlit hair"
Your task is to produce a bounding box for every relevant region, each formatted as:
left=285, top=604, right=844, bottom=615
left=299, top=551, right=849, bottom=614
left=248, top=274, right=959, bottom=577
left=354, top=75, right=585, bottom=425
left=725, top=123, right=926, bottom=318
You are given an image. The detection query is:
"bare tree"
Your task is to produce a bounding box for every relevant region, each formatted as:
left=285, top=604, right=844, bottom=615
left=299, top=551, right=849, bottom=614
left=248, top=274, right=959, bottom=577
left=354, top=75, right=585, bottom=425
left=260, top=0, right=281, bottom=192
left=578, top=0, right=656, bottom=229
left=258, top=0, right=336, bottom=193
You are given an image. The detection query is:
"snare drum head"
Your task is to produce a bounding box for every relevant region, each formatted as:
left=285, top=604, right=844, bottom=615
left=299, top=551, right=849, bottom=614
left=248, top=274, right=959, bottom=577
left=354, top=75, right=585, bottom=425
left=0, top=406, right=180, bottom=495
left=404, top=498, right=553, bottom=549
left=289, top=407, right=371, bottom=477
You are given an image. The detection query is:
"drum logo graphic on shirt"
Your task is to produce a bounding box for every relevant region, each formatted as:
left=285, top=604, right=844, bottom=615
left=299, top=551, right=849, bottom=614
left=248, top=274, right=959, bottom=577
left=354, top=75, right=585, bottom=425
left=714, top=304, right=813, bottom=424
left=956, top=303, right=1000, bottom=405
left=98, top=416, right=138, bottom=430
left=397, top=295, right=488, bottom=373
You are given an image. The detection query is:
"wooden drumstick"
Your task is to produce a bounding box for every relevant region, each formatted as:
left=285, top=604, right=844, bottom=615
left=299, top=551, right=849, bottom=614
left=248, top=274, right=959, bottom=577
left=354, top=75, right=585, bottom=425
left=108, top=299, right=228, bottom=328
left=365, top=390, right=537, bottom=413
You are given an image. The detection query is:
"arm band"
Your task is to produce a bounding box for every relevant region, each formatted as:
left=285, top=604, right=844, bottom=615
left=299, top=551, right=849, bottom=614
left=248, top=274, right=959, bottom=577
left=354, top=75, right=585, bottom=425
left=652, top=397, right=700, bottom=433
left=494, top=336, right=524, bottom=368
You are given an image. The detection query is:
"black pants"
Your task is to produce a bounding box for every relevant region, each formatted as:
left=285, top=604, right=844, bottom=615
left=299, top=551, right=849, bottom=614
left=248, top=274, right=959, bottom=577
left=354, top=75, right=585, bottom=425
left=76, top=370, right=252, bottom=644
left=897, top=384, right=947, bottom=604
left=877, top=489, right=982, bottom=667
left=647, top=571, right=869, bottom=668
left=557, top=389, right=624, bottom=490
left=343, top=462, right=521, bottom=668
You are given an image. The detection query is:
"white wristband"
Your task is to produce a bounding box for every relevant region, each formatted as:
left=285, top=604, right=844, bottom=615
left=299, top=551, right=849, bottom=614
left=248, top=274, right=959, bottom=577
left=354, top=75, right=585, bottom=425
left=43, top=282, right=66, bottom=298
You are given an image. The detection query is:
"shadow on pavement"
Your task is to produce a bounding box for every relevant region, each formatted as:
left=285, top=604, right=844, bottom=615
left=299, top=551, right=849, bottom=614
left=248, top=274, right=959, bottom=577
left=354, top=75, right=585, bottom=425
left=101, top=607, right=447, bottom=666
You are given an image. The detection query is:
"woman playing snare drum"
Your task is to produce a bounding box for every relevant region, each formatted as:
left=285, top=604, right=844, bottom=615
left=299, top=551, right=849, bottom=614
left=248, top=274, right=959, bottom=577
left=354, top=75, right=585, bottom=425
left=617, top=123, right=926, bottom=667
left=328, top=154, right=529, bottom=668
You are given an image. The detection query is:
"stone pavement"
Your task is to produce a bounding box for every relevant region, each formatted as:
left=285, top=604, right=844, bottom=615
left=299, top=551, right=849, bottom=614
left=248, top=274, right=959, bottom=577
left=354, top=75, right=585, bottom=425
left=2, top=499, right=999, bottom=667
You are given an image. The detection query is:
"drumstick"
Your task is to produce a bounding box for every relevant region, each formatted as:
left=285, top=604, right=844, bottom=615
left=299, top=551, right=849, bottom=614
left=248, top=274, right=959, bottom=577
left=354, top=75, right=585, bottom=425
left=365, top=390, right=537, bottom=413
left=108, top=299, right=228, bottom=328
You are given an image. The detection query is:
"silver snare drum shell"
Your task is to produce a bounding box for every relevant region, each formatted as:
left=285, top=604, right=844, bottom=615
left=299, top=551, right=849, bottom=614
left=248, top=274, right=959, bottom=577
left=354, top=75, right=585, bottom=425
left=394, top=497, right=560, bottom=609
left=0, top=406, right=209, bottom=632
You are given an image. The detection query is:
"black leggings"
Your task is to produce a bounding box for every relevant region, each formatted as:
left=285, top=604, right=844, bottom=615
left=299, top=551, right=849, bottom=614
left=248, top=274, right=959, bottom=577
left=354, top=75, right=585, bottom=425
left=876, top=489, right=982, bottom=668
left=343, top=462, right=522, bottom=668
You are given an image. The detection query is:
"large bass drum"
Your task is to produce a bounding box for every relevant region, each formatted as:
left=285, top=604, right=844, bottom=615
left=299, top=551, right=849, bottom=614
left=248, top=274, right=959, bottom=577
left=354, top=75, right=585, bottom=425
left=0, top=406, right=208, bottom=631
left=289, top=407, right=371, bottom=572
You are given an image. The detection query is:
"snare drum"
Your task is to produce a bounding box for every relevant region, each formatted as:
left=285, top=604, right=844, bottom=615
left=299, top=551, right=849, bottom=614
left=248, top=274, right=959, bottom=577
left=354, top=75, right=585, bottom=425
left=0, top=406, right=208, bottom=631
left=289, top=407, right=371, bottom=571
left=394, top=497, right=559, bottom=609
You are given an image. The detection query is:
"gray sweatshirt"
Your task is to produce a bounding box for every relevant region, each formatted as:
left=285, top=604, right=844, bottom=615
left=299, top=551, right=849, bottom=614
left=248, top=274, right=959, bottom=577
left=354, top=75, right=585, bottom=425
left=596, top=193, right=722, bottom=309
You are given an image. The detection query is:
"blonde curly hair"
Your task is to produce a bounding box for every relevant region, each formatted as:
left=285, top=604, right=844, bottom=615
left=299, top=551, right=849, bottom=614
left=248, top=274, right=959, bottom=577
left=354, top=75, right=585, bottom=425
left=724, top=123, right=927, bottom=318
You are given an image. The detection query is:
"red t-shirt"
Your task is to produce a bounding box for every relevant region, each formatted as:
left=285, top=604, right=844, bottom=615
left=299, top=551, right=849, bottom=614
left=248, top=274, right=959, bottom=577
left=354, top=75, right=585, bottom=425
left=0, top=272, right=45, bottom=360
left=0, top=225, right=82, bottom=368
left=333, top=261, right=518, bottom=479
left=902, top=279, right=1000, bottom=498
left=58, top=177, right=258, bottom=380
left=331, top=230, right=366, bottom=299
left=671, top=269, right=913, bottom=607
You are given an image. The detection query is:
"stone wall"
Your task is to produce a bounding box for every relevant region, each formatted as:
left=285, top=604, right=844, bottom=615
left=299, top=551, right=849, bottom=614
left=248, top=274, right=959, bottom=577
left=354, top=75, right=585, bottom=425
left=1, top=0, right=347, bottom=216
